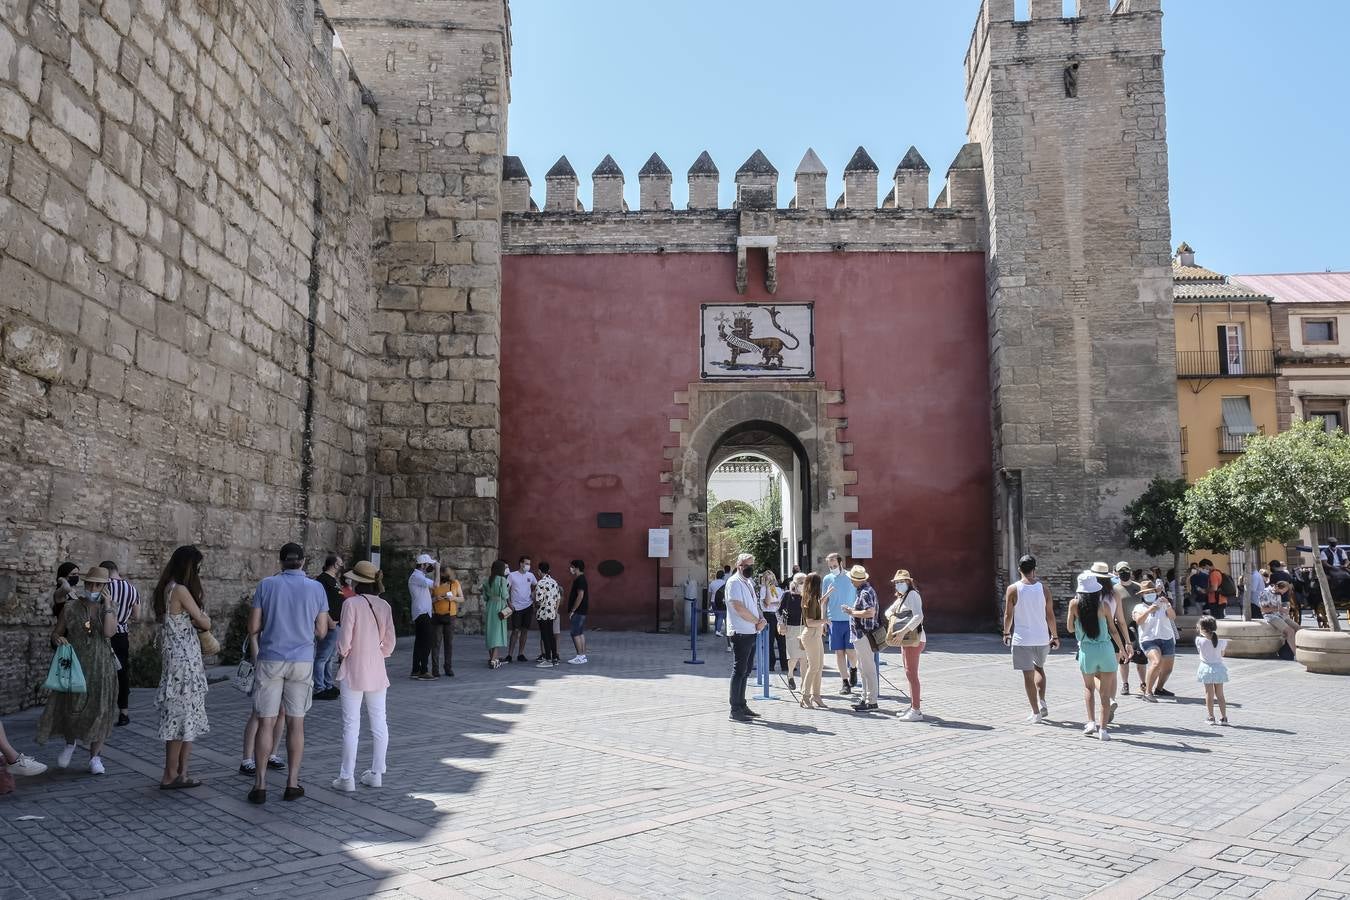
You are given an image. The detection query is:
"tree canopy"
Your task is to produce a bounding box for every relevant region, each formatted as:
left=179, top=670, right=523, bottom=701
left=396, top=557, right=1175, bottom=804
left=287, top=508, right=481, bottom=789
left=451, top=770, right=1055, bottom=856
left=1123, top=476, right=1191, bottom=558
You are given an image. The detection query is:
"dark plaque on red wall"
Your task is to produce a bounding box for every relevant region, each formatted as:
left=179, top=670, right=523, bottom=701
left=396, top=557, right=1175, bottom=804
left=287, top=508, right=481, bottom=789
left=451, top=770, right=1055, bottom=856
left=700, top=302, right=814, bottom=379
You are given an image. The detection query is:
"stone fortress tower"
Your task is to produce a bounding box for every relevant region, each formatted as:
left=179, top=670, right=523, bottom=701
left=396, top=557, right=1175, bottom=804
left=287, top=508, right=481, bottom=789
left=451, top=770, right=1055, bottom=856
left=967, top=0, right=1179, bottom=589
left=0, top=0, right=1177, bottom=708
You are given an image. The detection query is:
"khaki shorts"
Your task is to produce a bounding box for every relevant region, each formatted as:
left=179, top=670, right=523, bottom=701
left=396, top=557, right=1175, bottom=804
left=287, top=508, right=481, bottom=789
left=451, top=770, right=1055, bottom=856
left=253, top=660, right=315, bottom=718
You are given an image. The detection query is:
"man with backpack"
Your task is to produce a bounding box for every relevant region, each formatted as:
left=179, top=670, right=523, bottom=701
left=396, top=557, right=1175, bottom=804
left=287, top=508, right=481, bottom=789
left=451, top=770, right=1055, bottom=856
left=1209, top=562, right=1237, bottom=619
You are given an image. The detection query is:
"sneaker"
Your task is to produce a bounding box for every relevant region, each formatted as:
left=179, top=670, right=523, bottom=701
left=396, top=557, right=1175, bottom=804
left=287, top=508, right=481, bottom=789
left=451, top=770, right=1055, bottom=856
left=729, top=710, right=754, bottom=722
left=568, top=655, right=587, bottom=664
left=115, top=713, right=130, bottom=727
left=445, top=670, right=455, bottom=677
left=536, top=659, right=555, bottom=668
left=849, top=667, right=859, bottom=687
left=900, top=709, right=925, bottom=722
left=267, top=756, right=287, bottom=771
left=1154, top=687, right=1175, bottom=698
left=238, top=760, right=257, bottom=776
left=502, top=656, right=512, bottom=664
left=57, top=744, right=76, bottom=769
left=1083, top=722, right=1099, bottom=736
left=360, top=770, right=382, bottom=788
left=841, top=681, right=852, bottom=695
left=1098, top=729, right=1111, bottom=742
left=332, top=777, right=356, bottom=792
left=516, top=654, right=527, bottom=663
left=725, top=644, right=732, bottom=652
left=1219, top=718, right=1230, bottom=726
left=1024, top=712, right=1044, bottom=725
left=8, top=754, right=47, bottom=777
left=1205, top=716, right=1216, bottom=726
left=1141, top=693, right=1158, bottom=704
left=1106, top=699, right=1118, bottom=725
left=417, top=673, right=436, bottom=681
left=1121, top=683, right=1130, bottom=695
left=852, top=701, right=871, bottom=712
left=787, top=677, right=796, bottom=691
left=1038, top=703, right=1048, bottom=718
left=89, top=756, right=105, bottom=775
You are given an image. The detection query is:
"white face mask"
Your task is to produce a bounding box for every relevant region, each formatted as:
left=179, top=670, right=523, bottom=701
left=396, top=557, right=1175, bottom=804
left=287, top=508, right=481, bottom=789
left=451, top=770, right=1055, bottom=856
left=896, top=583, right=909, bottom=595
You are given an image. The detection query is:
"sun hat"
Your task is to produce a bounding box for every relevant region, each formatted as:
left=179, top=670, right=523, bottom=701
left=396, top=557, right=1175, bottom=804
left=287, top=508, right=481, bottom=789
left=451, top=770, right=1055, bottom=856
left=846, top=564, right=869, bottom=582
left=891, top=569, right=913, bottom=583
left=1089, top=561, right=1112, bottom=577
left=82, top=565, right=111, bottom=584
left=415, top=553, right=436, bottom=566
left=346, top=561, right=381, bottom=584
left=1114, top=561, right=1131, bottom=574
left=1076, top=572, right=1102, bottom=594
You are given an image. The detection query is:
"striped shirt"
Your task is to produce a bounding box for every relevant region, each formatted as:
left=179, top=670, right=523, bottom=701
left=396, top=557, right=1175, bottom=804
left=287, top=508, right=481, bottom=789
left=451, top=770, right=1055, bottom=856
left=107, top=577, right=140, bottom=634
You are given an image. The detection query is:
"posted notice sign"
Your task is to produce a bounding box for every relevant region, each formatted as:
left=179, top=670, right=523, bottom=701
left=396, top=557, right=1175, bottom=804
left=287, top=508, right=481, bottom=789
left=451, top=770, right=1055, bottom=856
left=648, top=528, right=671, bottom=558
left=850, top=529, right=873, bottom=559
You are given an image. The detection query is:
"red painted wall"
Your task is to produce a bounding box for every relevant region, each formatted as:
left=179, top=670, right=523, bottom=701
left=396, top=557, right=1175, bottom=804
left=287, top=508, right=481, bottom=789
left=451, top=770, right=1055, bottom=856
left=500, top=251, right=995, bottom=631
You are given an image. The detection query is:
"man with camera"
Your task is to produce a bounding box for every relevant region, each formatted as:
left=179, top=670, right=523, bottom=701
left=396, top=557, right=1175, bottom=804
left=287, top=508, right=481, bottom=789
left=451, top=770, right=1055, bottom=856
left=408, top=553, right=438, bottom=680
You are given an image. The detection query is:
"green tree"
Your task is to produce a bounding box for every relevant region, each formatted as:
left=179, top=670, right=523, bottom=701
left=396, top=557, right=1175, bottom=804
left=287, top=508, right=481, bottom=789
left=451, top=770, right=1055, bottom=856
left=1182, top=420, right=1350, bottom=631
left=726, top=476, right=783, bottom=576
left=1123, top=476, right=1191, bottom=612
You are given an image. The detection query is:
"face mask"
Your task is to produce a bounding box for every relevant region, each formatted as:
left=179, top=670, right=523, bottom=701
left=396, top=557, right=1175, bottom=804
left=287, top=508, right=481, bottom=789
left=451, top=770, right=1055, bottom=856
left=67, top=575, right=80, bottom=586
left=896, top=583, right=909, bottom=595
left=740, top=566, right=752, bottom=576
left=87, top=589, right=102, bottom=601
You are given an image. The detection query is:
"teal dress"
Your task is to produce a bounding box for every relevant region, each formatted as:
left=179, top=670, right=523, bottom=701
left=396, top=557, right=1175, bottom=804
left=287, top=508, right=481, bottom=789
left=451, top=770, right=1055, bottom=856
left=1075, top=614, right=1118, bottom=675
left=483, top=576, right=509, bottom=650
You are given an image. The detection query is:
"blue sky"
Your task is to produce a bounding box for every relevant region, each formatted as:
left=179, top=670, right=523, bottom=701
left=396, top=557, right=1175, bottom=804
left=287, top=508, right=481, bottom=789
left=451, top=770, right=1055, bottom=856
left=505, top=0, right=1348, bottom=275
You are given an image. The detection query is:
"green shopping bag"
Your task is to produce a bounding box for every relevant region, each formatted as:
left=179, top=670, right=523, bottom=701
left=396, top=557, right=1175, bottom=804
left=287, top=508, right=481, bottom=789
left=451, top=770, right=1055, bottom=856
left=43, top=644, right=87, bottom=694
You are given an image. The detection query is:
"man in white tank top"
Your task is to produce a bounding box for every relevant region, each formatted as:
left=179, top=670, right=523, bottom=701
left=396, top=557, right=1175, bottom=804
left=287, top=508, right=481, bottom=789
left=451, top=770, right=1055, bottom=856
left=1003, top=555, right=1059, bottom=724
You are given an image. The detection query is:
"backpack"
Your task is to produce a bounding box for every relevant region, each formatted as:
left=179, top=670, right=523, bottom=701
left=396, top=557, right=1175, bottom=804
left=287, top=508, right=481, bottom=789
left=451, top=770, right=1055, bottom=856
left=713, top=584, right=726, bottom=611
left=1217, top=572, right=1237, bottom=599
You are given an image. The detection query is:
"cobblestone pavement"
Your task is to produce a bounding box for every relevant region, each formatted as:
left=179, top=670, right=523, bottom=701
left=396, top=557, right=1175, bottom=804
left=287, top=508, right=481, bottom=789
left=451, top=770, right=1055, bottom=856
left=3, top=633, right=1350, bottom=899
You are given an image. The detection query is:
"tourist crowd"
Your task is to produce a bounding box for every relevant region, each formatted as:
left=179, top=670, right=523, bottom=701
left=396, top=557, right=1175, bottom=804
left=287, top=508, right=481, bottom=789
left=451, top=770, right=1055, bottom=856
left=1, top=543, right=594, bottom=800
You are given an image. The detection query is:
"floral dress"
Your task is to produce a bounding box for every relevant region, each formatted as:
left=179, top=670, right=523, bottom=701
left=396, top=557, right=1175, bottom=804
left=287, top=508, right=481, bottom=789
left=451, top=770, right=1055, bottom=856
left=155, top=602, right=210, bottom=742
left=37, top=600, right=118, bottom=747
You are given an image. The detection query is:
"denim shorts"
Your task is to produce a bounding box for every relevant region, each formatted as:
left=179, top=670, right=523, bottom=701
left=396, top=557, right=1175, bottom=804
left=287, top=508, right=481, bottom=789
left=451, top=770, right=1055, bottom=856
left=1141, top=638, right=1176, bottom=657
left=569, top=614, right=586, bottom=637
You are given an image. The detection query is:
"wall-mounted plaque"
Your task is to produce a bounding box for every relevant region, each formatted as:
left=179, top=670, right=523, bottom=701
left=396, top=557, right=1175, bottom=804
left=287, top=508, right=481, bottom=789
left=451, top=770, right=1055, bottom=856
left=700, top=302, right=814, bottom=379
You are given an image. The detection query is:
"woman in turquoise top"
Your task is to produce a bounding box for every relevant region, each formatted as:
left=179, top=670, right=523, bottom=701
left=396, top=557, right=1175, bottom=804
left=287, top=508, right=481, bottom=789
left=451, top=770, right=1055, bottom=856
left=483, top=559, right=510, bottom=668
left=1066, top=573, right=1127, bottom=742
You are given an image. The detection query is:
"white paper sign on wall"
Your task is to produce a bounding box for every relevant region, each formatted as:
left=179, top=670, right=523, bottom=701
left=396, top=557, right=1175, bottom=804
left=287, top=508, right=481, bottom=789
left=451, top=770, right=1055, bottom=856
left=851, top=529, right=873, bottom=559
left=648, top=528, right=671, bottom=558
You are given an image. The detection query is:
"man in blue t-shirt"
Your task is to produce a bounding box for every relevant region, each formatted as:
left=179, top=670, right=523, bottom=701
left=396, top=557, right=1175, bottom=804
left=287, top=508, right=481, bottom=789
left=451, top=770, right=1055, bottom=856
left=246, top=542, right=328, bottom=805
left=821, top=552, right=859, bottom=695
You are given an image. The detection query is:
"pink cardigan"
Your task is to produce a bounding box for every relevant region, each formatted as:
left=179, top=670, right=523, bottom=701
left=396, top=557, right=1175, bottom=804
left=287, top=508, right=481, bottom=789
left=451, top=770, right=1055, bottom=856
left=336, top=593, right=396, bottom=692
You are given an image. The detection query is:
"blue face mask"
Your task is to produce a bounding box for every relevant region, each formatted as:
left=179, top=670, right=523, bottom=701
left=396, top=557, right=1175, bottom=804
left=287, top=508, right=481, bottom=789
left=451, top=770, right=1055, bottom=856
left=896, top=583, right=909, bottom=595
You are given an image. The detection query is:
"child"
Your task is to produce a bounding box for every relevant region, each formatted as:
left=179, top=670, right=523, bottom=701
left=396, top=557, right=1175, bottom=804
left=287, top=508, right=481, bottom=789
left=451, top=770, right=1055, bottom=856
left=1195, top=615, right=1230, bottom=725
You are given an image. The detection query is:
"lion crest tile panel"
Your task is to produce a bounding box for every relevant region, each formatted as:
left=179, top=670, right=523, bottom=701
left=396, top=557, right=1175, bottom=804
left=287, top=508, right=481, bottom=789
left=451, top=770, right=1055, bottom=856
left=702, top=304, right=813, bottom=378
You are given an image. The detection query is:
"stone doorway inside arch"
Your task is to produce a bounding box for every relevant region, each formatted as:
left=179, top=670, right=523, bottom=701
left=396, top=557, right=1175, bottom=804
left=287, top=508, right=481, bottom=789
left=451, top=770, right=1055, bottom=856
left=664, top=382, right=854, bottom=631
left=706, top=426, right=809, bottom=579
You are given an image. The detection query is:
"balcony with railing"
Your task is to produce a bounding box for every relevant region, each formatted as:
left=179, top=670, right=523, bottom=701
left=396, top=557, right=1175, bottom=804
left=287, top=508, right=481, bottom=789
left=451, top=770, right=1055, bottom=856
left=1218, top=425, right=1263, bottom=455
left=1176, top=350, right=1278, bottom=378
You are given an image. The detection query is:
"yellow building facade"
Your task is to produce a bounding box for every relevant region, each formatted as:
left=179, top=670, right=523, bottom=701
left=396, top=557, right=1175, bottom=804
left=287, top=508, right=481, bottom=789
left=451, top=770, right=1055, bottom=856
left=1172, top=243, right=1284, bottom=573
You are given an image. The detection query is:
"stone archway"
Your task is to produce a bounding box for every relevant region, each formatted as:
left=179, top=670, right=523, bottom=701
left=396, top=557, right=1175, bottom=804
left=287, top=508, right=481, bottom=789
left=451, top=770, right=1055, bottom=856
left=662, top=382, right=856, bottom=630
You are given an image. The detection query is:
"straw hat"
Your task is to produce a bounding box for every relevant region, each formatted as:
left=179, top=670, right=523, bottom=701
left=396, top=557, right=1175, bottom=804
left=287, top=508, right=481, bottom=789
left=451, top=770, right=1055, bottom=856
left=846, top=564, right=869, bottom=582
left=82, top=565, right=111, bottom=584
left=891, top=569, right=913, bottom=583
left=346, top=560, right=381, bottom=584
left=1089, top=561, right=1112, bottom=577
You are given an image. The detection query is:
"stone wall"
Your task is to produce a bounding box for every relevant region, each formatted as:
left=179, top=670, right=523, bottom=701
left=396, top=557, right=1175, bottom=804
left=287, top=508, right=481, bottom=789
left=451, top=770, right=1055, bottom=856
left=0, top=0, right=376, bottom=712
left=327, top=0, right=509, bottom=618
left=967, top=0, right=1180, bottom=598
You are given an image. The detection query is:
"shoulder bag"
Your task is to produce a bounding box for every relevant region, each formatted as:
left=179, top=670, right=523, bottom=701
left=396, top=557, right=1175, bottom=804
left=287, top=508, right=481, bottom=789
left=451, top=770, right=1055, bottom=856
left=44, top=644, right=87, bottom=693
left=886, top=597, right=923, bottom=648
left=230, top=639, right=255, bottom=695
left=860, top=592, right=888, bottom=652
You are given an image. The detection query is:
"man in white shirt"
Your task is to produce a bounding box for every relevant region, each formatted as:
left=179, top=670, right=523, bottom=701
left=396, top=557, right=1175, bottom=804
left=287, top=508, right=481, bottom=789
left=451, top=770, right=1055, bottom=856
left=1003, top=555, right=1059, bottom=724
left=708, top=567, right=728, bottom=638
left=1246, top=564, right=1266, bottom=620
left=408, top=554, right=437, bottom=680
left=506, top=556, right=538, bottom=664
left=725, top=552, right=765, bottom=722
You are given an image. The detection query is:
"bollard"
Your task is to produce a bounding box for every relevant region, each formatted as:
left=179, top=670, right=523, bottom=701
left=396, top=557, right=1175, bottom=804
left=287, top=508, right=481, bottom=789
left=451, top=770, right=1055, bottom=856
left=684, top=598, right=704, bottom=665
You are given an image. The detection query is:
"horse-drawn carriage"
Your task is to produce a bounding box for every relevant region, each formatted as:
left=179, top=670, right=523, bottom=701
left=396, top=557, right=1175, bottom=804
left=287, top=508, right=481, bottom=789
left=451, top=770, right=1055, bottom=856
left=1291, top=567, right=1350, bottom=629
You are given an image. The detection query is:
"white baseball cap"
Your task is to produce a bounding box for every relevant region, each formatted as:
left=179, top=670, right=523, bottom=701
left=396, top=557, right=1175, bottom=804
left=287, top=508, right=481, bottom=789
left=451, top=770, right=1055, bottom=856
left=415, top=553, right=436, bottom=566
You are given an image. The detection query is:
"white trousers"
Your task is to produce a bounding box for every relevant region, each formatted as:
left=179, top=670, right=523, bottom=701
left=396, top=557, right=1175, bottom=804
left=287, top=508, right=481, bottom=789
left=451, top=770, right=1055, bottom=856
left=339, top=684, right=388, bottom=781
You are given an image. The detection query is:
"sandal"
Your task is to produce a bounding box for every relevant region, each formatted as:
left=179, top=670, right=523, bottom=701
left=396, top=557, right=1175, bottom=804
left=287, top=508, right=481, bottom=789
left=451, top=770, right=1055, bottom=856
left=160, top=777, right=203, bottom=790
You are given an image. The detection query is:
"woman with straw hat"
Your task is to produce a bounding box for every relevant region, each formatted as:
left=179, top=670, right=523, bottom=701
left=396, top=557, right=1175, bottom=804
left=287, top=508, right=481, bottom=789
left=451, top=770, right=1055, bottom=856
left=332, top=561, right=396, bottom=792
left=886, top=569, right=926, bottom=722
left=37, top=565, right=119, bottom=774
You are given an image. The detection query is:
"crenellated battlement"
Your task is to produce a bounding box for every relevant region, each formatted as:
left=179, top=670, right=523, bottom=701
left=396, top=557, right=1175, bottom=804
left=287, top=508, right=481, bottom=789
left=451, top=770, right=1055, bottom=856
left=502, top=145, right=978, bottom=216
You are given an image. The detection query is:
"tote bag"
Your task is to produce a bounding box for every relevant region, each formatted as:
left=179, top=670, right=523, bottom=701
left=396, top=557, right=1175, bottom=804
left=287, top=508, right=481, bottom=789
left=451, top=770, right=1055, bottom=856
left=43, top=644, right=87, bottom=694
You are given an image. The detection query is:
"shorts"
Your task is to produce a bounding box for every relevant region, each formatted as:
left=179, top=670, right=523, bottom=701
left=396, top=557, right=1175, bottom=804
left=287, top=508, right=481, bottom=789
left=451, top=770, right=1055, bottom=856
left=1078, top=640, right=1118, bottom=675
left=253, top=660, right=314, bottom=718
left=569, top=614, right=586, bottom=637
left=828, top=620, right=854, bottom=652
left=509, top=607, right=533, bottom=630
left=1011, top=644, right=1049, bottom=671
left=1141, top=638, right=1176, bottom=657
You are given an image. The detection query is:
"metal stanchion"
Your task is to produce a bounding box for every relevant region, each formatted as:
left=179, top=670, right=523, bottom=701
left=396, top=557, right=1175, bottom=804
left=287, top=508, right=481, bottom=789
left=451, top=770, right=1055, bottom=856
left=753, top=627, right=776, bottom=700
left=684, top=598, right=704, bottom=665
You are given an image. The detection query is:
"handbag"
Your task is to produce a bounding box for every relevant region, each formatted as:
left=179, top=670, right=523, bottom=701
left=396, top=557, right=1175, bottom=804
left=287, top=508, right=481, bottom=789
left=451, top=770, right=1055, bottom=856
left=198, top=629, right=221, bottom=657
left=230, top=641, right=255, bottom=695
left=886, top=597, right=923, bottom=648
left=43, top=644, right=87, bottom=693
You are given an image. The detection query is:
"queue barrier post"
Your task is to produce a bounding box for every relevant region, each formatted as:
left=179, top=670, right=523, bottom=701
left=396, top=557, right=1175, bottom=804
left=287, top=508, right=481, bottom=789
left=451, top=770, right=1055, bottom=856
left=684, top=598, right=704, bottom=665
